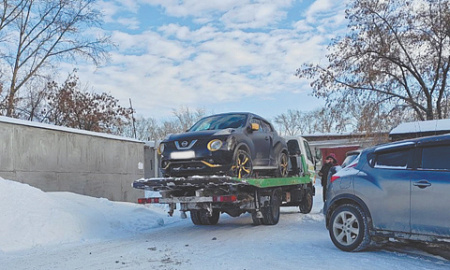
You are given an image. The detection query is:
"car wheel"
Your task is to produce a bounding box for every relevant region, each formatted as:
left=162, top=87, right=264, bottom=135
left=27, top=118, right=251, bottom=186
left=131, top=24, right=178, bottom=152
left=230, top=149, right=253, bottom=179
left=329, top=204, right=371, bottom=252
left=275, top=151, right=289, bottom=178
left=299, top=189, right=313, bottom=214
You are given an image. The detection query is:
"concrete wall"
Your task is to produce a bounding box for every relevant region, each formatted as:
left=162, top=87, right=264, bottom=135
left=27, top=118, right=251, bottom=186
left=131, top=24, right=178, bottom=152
left=0, top=117, right=145, bottom=202
left=143, top=141, right=159, bottom=178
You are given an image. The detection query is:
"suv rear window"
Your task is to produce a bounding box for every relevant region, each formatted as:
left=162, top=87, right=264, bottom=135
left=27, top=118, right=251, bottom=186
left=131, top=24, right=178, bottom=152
left=374, top=149, right=409, bottom=169
left=420, top=145, right=450, bottom=171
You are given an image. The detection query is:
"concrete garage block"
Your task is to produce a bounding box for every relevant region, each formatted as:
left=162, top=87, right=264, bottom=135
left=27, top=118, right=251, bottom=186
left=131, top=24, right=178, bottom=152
left=57, top=173, right=90, bottom=195
left=83, top=176, right=105, bottom=199
left=16, top=171, right=59, bottom=192
left=88, top=138, right=124, bottom=174
left=0, top=172, right=17, bottom=181
left=124, top=143, right=145, bottom=175
left=57, top=134, right=90, bottom=173
left=0, top=117, right=147, bottom=202
left=0, top=123, right=14, bottom=171
left=98, top=174, right=125, bottom=201
left=14, top=127, right=59, bottom=172
left=121, top=177, right=144, bottom=203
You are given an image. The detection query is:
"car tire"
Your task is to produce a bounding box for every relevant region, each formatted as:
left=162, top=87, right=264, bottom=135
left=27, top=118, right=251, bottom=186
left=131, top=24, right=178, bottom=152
left=329, top=204, right=371, bottom=252
left=274, top=151, right=289, bottom=178
left=299, top=188, right=313, bottom=214
left=230, top=149, right=253, bottom=179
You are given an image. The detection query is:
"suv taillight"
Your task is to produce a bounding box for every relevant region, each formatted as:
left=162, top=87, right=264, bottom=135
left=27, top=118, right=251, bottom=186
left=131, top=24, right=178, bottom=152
left=330, top=175, right=340, bottom=183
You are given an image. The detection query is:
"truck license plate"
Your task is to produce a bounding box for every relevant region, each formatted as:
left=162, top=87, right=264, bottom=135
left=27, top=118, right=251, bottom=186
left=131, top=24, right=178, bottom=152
left=171, top=151, right=195, bottom=159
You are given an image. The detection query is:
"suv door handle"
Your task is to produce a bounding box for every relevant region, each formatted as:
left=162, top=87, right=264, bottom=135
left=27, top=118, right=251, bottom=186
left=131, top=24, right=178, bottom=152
left=413, top=180, right=432, bottom=189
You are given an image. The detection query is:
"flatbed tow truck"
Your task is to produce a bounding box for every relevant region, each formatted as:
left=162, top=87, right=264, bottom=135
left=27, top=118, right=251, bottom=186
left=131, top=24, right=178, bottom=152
left=133, top=155, right=315, bottom=226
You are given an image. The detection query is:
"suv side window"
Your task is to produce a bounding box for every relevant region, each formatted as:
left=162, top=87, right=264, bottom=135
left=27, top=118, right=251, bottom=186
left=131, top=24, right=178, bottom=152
left=374, top=149, right=410, bottom=169
left=420, top=145, right=450, bottom=171
left=260, top=120, right=273, bottom=133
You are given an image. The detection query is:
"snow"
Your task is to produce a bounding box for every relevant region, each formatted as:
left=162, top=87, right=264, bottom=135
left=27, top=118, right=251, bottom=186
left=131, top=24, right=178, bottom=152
left=390, top=119, right=450, bottom=134
left=1, top=177, right=449, bottom=270
left=0, top=178, right=171, bottom=252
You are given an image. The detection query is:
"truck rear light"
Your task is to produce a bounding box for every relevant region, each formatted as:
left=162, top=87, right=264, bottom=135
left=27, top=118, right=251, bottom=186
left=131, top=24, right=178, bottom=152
left=137, top=197, right=160, bottom=204
left=213, top=195, right=237, bottom=202
left=330, top=175, right=340, bottom=183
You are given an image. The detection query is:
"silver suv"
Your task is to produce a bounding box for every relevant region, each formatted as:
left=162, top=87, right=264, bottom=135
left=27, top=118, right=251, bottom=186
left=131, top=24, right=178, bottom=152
left=323, top=134, right=450, bottom=251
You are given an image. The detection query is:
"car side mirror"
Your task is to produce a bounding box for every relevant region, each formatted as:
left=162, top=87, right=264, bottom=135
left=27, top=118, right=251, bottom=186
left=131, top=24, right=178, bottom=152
left=250, top=123, right=260, bottom=131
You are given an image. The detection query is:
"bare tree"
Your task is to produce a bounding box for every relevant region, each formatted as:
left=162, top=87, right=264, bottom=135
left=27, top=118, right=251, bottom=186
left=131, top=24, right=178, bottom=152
left=41, top=70, right=132, bottom=133
left=15, top=76, right=49, bottom=121
left=0, top=0, right=111, bottom=117
left=120, top=116, right=161, bottom=141
left=297, top=0, right=450, bottom=121
left=274, top=106, right=353, bottom=136
left=172, top=106, right=205, bottom=132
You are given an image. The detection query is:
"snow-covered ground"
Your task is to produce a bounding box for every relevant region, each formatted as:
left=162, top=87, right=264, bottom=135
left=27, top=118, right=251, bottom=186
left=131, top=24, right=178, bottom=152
left=1, top=177, right=449, bottom=270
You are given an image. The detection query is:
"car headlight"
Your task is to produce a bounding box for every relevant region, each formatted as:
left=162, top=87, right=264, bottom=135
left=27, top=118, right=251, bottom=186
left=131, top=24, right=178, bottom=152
left=157, top=143, right=165, bottom=155
left=207, top=139, right=223, bottom=151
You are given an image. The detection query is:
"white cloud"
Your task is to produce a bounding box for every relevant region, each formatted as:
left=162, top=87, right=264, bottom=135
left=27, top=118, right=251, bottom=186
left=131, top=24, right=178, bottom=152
left=140, top=0, right=295, bottom=29
left=305, top=0, right=348, bottom=24
left=139, top=0, right=244, bottom=18
left=116, top=17, right=140, bottom=30
left=221, top=3, right=289, bottom=29
left=96, top=0, right=140, bottom=30
left=71, top=0, right=348, bottom=118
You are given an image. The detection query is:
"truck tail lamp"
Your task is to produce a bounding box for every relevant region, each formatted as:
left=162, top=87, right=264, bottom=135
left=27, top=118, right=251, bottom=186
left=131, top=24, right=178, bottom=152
left=213, top=195, right=237, bottom=202
left=137, top=197, right=160, bottom=204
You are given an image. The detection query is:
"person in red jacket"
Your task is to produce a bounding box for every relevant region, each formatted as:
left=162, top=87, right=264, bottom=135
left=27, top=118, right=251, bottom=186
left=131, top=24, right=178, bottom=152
left=319, top=154, right=337, bottom=202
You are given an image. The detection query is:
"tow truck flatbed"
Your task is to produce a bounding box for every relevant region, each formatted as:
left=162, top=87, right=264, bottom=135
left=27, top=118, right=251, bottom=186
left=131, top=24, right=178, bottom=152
left=132, top=175, right=312, bottom=191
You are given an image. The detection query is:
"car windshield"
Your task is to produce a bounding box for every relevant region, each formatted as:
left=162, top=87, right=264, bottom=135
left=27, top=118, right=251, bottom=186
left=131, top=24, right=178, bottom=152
left=189, top=114, right=247, bottom=132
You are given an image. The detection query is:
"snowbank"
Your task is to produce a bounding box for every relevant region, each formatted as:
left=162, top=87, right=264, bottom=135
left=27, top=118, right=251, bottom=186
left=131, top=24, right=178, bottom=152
left=0, top=178, right=173, bottom=252
left=390, top=119, right=450, bottom=134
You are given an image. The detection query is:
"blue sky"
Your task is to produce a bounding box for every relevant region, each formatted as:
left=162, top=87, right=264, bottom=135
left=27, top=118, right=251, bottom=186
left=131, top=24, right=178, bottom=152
left=72, top=0, right=348, bottom=122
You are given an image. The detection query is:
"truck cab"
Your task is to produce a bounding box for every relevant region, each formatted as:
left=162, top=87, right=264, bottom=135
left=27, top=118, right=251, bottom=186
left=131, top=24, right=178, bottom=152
left=283, top=136, right=316, bottom=184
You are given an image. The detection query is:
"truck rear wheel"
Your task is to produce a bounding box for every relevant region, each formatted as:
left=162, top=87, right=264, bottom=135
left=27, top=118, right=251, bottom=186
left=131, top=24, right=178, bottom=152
left=251, top=211, right=264, bottom=225
left=262, top=188, right=281, bottom=225
left=190, top=209, right=220, bottom=225
left=299, top=189, right=313, bottom=214
left=190, top=210, right=203, bottom=225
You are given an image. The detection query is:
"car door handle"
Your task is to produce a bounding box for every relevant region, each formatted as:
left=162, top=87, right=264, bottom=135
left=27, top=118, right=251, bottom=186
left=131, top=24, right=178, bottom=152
left=413, top=180, right=432, bottom=189
left=265, top=136, right=270, bottom=141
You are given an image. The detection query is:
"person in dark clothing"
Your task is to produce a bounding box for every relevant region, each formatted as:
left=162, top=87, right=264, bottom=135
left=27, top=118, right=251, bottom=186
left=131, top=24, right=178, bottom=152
left=319, top=154, right=337, bottom=202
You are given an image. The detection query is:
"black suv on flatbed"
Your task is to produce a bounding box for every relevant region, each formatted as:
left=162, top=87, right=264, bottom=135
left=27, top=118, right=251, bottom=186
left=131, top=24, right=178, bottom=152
left=158, top=112, right=289, bottom=178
